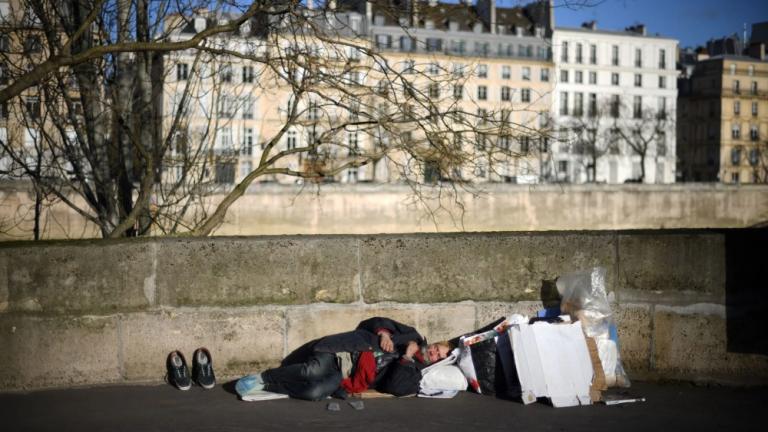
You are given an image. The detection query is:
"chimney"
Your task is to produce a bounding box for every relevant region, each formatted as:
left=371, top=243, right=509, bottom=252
left=194, top=16, right=206, bottom=33
left=581, top=20, right=596, bottom=30
left=626, top=24, right=646, bottom=36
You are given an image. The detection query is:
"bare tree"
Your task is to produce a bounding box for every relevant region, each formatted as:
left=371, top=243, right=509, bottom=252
left=0, top=0, right=550, bottom=239
left=612, top=98, right=672, bottom=183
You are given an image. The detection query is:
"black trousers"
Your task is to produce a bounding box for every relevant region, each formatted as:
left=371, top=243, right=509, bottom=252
left=263, top=352, right=342, bottom=401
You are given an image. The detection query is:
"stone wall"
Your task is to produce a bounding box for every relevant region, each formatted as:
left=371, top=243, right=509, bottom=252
left=2, top=183, right=768, bottom=240
left=1, top=229, right=766, bottom=390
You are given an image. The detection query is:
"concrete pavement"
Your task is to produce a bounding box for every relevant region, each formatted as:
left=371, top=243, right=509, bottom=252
left=1, top=381, right=766, bottom=431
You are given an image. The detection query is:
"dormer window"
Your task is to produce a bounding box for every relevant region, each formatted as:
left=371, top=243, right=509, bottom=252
left=374, top=15, right=385, bottom=26
left=473, top=22, right=483, bottom=33
left=425, top=20, right=434, bottom=30
left=448, top=20, right=459, bottom=32
left=193, top=17, right=206, bottom=33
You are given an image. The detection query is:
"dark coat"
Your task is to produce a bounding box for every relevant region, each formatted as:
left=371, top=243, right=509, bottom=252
left=280, top=317, right=424, bottom=367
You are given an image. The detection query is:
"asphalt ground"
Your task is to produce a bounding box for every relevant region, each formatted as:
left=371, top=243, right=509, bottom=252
left=1, top=381, right=766, bottom=432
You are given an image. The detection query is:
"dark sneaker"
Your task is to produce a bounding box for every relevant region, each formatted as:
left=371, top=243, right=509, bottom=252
left=167, top=351, right=192, bottom=390
left=192, top=347, right=216, bottom=389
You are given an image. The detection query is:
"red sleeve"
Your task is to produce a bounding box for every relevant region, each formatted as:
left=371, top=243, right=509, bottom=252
left=340, top=351, right=377, bottom=394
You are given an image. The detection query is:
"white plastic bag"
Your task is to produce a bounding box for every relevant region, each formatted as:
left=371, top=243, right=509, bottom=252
left=557, top=267, right=630, bottom=387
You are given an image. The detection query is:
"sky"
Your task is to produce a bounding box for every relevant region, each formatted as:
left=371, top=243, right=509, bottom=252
left=494, top=0, right=768, bottom=48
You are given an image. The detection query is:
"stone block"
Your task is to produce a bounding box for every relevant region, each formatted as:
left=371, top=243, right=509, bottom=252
left=3, top=240, right=155, bottom=314
left=285, top=306, right=417, bottom=354
left=474, top=301, right=543, bottom=327
left=653, top=307, right=768, bottom=382
left=360, top=233, right=616, bottom=303
left=618, top=233, right=725, bottom=299
left=414, top=304, right=476, bottom=343
left=155, top=237, right=359, bottom=307
left=613, top=304, right=652, bottom=375
left=0, top=314, right=120, bottom=390
left=120, top=309, right=285, bottom=381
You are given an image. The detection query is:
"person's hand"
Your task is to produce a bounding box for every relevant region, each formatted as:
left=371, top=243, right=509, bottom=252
left=378, top=332, right=394, bottom=352
left=404, top=341, right=419, bottom=359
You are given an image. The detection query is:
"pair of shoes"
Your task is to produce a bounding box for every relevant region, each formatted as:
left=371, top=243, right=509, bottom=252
left=166, top=348, right=216, bottom=390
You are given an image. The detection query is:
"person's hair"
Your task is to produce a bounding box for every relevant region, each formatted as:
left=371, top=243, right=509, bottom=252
left=433, top=340, right=454, bottom=351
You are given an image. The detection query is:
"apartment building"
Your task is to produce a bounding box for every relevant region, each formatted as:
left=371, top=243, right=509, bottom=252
left=552, top=23, right=678, bottom=183
left=162, top=0, right=555, bottom=185
left=678, top=55, right=768, bottom=183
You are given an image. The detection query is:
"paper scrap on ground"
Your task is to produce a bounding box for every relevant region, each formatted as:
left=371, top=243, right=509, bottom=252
left=240, top=390, right=290, bottom=402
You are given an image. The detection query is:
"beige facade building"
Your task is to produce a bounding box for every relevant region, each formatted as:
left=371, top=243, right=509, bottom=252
left=678, top=55, right=768, bottom=183
left=161, top=0, right=555, bottom=186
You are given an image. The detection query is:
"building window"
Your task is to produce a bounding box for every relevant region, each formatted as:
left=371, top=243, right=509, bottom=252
left=751, top=125, right=759, bottom=141
left=286, top=130, right=297, bottom=150
left=561, top=41, right=569, bottom=62
left=751, top=81, right=758, bottom=95
left=521, top=88, right=531, bottom=103
left=575, top=43, right=583, bottom=63
left=659, top=75, right=666, bottom=89
left=657, top=132, right=667, bottom=156
left=348, top=132, right=359, bottom=156
left=589, top=44, right=597, bottom=64
left=659, top=49, right=666, bottom=69
left=522, top=67, right=531, bottom=81
left=610, top=95, right=620, bottom=118
left=501, top=86, right=511, bottom=101
left=242, top=66, right=254, bottom=83
left=731, top=172, right=740, bottom=183
left=575, top=71, right=583, bottom=84
left=560, top=92, right=569, bottom=115
left=428, top=83, right=440, bottom=98
left=375, top=34, right=392, bottom=49
left=453, top=84, right=463, bottom=100
left=477, top=64, right=488, bottom=78
left=589, top=71, right=597, bottom=84
left=242, top=128, right=254, bottom=156
left=24, top=36, right=42, bottom=53
left=753, top=101, right=759, bottom=116
left=588, top=93, right=597, bottom=117
left=611, top=73, right=619, bottom=86
left=734, top=101, right=741, bottom=115
left=501, top=65, right=511, bottom=79
left=541, top=68, right=550, bottom=82
left=177, top=63, right=189, bottom=81
left=732, top=124, right=741, bottom=139
left=635, top=48, right=642, bottom=68
left=220, top=64, right=232, bottom=83
left=731, top=147, right=741, bottom=165
left=25, top=96, right=41, bottom=119
left=400, top=36, right=414, bottom=52
left=733, top=80, right=740, bottom=94
left=426, top=38, right=442, bottom=52
left=560, top=70, right=569, bottom=83
left=573, top=92, right=584, bottom=117
left=242, top=96, right=254, bottom=119
left=499, top=135, right=511, bottom=151
left=477, top=85, right=487, bottom=100
left=658, top=97, right=667, bottom=119
left=612, top=45, right=619, bottom=66
left=402, top=59, right=415, bottom=74
left=633, top=96, right=642, bottom=118
left=520, top=136, right=530, bottom=154
left=749, top=149, right=760, bottom=166
left=634, top=73, right=642, bottom=87
left=558, top=160, right=569, bottom=174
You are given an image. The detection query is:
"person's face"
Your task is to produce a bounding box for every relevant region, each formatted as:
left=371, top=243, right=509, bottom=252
left=427, top=343, right=449, bottom=363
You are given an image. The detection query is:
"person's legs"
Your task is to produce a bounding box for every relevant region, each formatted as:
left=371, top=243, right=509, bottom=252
left=261, top=352, right=342, bottom=401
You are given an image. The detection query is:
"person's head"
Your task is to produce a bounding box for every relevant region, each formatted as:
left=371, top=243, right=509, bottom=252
left=426, top=341, right=452, bottom=363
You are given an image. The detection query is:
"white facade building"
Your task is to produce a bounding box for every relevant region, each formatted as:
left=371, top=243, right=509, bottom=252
left=552, top=25, right=678, bottom=183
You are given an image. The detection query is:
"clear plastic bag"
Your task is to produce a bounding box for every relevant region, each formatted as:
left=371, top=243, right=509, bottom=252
left=556, top=267, right=630, bottom=388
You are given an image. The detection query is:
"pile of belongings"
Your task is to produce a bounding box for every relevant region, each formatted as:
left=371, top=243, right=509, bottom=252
left=417, top=267, right=631, bottom=408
